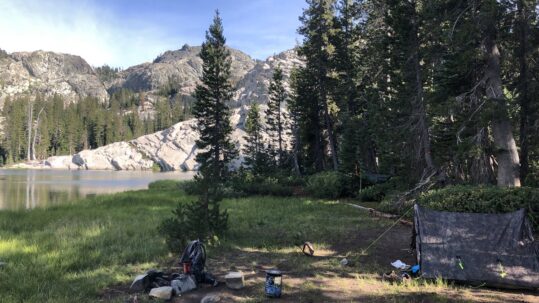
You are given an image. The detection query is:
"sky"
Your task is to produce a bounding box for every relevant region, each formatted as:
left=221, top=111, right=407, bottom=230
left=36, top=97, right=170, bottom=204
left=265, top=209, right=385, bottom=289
left=0, top=0, right=306, bottom=68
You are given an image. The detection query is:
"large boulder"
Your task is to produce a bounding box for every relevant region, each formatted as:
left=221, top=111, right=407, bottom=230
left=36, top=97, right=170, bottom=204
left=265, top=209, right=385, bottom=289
left=71, top=142, right=153, bottom=170
left=44, top=156, right=77, bottom=169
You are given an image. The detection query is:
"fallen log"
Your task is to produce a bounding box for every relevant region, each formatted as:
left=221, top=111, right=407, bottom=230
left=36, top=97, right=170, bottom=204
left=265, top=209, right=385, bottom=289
left=346, top=203, right=413, bottom=226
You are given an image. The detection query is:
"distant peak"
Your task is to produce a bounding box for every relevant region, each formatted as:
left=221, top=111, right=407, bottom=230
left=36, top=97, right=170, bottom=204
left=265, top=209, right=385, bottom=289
left=181, top=44, right=191, bottom=51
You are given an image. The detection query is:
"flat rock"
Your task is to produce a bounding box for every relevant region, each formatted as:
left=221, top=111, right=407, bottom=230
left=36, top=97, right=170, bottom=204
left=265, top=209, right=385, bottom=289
left=149, top=286, right=173, bottom=300
left=200, top=294, right=221, bottom=303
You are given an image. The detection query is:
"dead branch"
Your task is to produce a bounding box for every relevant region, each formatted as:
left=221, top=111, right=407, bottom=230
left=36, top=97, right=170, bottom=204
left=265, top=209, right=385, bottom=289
left=346, top=203, right=413, bottom=226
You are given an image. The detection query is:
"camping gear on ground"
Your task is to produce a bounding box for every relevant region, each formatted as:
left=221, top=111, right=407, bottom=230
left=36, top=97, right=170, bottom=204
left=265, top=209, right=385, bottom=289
left=390, top=260, right=409, bottom=270
left=179, top=240, right=217, bottom=286
left=410, top=264, right=420, bottom=275
left=265, top=269, right=283, bottom=298
left=130, top=274, right=149, bottom=292
left=130, top=269, right=168, bottom=292
left=149, top=286, right=173, bottom=300
left=225, top=271, right=245, bottom=290
left=412, top=205, right=539, bottom=289
left=302, top=242, right=315, bottom=256
left=182, top=260, right=192, bottom=274
left=170, top=274, right=197, bottom=295
left=382, top=271, right=400, bottom=283
left=180, top=240, right=206, bottom=279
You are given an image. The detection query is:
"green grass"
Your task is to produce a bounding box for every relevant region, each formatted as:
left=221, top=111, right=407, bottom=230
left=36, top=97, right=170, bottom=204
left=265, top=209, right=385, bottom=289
left=0, top=182, right=528, bottom=303
left=0, top=187, right=193, bottom=303
left=0, top=183, right=368, bottom=303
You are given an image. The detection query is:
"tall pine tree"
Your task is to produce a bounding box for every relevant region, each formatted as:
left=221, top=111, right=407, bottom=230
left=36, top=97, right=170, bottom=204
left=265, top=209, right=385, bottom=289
left=244, top=104, right=267, bottom=174
left=193, top=11, right=237, bottom=181
left=266, top=66, right=287, bottom=166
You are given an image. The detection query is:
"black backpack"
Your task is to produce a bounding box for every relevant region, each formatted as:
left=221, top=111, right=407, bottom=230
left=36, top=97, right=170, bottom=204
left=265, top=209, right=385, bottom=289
left=179, top=240, right=206, bottom=281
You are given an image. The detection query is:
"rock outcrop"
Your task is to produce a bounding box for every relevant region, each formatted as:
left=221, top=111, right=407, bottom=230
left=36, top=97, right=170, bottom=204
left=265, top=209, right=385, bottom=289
left=107, top=45, right=256, bottom=96
left=1, top=47, right=301, bottom=170
left=0, top=47, right=302, bottom=109
left=23, top=106, right=289, bottom=171
left=233, top=49, right=303, bottom=106
left=0, top=50, right=108, bottom=106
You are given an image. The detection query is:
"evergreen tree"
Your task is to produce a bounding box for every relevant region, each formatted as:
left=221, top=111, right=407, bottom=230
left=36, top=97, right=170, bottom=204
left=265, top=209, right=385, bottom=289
left=193, top=11, right=237, bottom=181
left=163, top=11, right=237, bottom=246
left=266, top=66, right=287, bottom=166
left=244, top=104, right=267, bottom=174
left=297, top=0, right=339, bottom=171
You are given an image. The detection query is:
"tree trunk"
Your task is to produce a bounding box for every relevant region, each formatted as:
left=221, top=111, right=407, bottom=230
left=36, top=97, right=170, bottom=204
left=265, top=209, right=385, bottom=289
left=517, top=0, right=531, bottom=183
left=292, top=123, right=301, bottom=175
left=277, top=103, right=283, bottom=166
left=26, top=101, right=33, bottom=161
left=31, top=107, right=45, bottom=161
left=320, top=69, right=338, bottom=170
left=410, top=3, right=435, bottom=172
left=483, top=22, right=521, bottom=187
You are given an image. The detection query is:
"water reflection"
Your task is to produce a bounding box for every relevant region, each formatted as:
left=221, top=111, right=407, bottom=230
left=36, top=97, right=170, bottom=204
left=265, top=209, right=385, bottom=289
left=0, top=169, right=194, bottom=210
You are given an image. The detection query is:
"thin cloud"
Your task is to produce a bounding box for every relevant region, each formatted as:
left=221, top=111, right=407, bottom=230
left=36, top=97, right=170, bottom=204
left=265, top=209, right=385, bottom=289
left=0, top=0, right=176, bottom=67
left=0, top=0, right=304, bottom=68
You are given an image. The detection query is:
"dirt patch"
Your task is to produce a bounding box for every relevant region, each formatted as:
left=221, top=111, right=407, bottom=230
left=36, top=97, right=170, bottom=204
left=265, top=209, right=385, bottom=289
left=105, top=221, right=538, bottom=303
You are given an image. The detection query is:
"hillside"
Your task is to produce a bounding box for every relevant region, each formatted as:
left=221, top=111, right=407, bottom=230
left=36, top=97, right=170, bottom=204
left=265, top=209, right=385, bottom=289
left=0, top=46, right=302, bottom=109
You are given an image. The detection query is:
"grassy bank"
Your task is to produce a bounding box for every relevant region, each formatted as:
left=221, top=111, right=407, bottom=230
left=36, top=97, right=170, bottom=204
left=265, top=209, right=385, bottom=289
left=0, top=182, right=535, bottom=303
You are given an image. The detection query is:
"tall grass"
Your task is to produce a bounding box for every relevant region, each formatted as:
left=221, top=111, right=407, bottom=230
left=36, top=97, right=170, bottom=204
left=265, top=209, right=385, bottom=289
left=0, top=188, right=192, bottom=303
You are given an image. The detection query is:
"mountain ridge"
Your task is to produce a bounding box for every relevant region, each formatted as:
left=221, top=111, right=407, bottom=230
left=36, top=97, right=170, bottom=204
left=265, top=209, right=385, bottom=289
left=0, top=45, right=302, bottom=108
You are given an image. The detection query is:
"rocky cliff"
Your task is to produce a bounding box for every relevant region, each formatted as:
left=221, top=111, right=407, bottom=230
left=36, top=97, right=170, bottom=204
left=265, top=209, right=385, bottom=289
left=233, top=49, right=303, bottom=106
left=106, top=45, right=256, bottom=96
left=17, top=105, right=290, bottom=171
left=0, top=46, right=302, bottom=108
left=0, top=50, right=109, bottom=106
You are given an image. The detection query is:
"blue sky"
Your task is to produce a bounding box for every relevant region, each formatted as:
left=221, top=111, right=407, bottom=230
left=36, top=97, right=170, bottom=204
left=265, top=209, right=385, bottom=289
left=0, top=0, right=306, bottom=67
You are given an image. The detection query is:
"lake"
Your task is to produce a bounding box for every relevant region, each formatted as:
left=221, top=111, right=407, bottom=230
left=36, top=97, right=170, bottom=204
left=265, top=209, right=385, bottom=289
left=0, top=169, right=195, bottom=210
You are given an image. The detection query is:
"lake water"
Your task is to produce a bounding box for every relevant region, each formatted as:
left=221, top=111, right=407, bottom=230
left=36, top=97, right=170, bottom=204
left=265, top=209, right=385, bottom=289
left=0, top=169, right=195, bottom=210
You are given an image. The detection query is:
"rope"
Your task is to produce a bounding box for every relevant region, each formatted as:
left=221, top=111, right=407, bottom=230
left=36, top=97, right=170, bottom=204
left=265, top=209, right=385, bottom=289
left=360, top=205, right=414, bottom=255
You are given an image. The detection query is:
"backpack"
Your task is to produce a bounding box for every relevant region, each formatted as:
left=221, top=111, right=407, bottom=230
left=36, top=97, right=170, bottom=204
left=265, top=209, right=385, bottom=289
left=179, top=240, right=206, bottom=282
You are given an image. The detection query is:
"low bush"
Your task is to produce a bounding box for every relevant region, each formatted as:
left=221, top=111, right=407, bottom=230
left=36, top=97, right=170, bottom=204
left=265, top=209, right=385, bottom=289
left=359, top=185, right=386, bottom=202
left=417, top=185, right=539, bottom=230
left=358, top=177, right=404, bottom=202
left=228, top=172, right=295, bottom=197
left=306, top=171, right=350, bottom=199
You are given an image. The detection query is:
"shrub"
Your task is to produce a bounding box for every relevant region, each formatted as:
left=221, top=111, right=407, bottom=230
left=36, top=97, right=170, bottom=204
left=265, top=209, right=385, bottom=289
left=359, top=185, right=386, bottom=202
left=225, top=171, right=298, bottom=197
left=358, top=177, right=404, bottom=202
left=417, top=186, right=539, bottom=230
left=159, top=186, right=228, bottom=251
left=306, top=171, right=350, bottom=199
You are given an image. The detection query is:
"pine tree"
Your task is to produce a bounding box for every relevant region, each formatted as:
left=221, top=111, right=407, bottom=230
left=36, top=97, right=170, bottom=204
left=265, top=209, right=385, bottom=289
left=244, top=104, right=267, bottom=174
left=193, top=11, right=237, bottom=181
left=297, top=0, right=339, bottom=171
left=266, top=66, right=287, bottom=166
left=163, top=11, right=237, bottom=247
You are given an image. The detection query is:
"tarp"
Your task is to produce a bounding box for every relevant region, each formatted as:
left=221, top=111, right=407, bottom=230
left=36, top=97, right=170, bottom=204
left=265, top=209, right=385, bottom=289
left=413, top=205, right=539, bottom=289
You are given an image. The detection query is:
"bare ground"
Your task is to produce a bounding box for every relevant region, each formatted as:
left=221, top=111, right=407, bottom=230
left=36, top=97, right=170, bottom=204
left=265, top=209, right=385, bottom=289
left=104, top=219, right=539, bottom=303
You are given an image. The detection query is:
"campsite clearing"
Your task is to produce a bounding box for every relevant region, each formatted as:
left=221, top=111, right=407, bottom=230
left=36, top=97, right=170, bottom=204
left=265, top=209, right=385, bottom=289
left=0, top=186, right=537, bottom=303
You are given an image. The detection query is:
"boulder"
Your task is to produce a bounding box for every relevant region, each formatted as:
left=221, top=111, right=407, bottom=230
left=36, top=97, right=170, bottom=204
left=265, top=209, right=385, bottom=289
left=45, top=156, right=77, bottom=169
left=149, top=286, right=173, bottom=300
left=201, top=294, right=222, bottom=303
left=224, top=271, right=245, bottom=290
